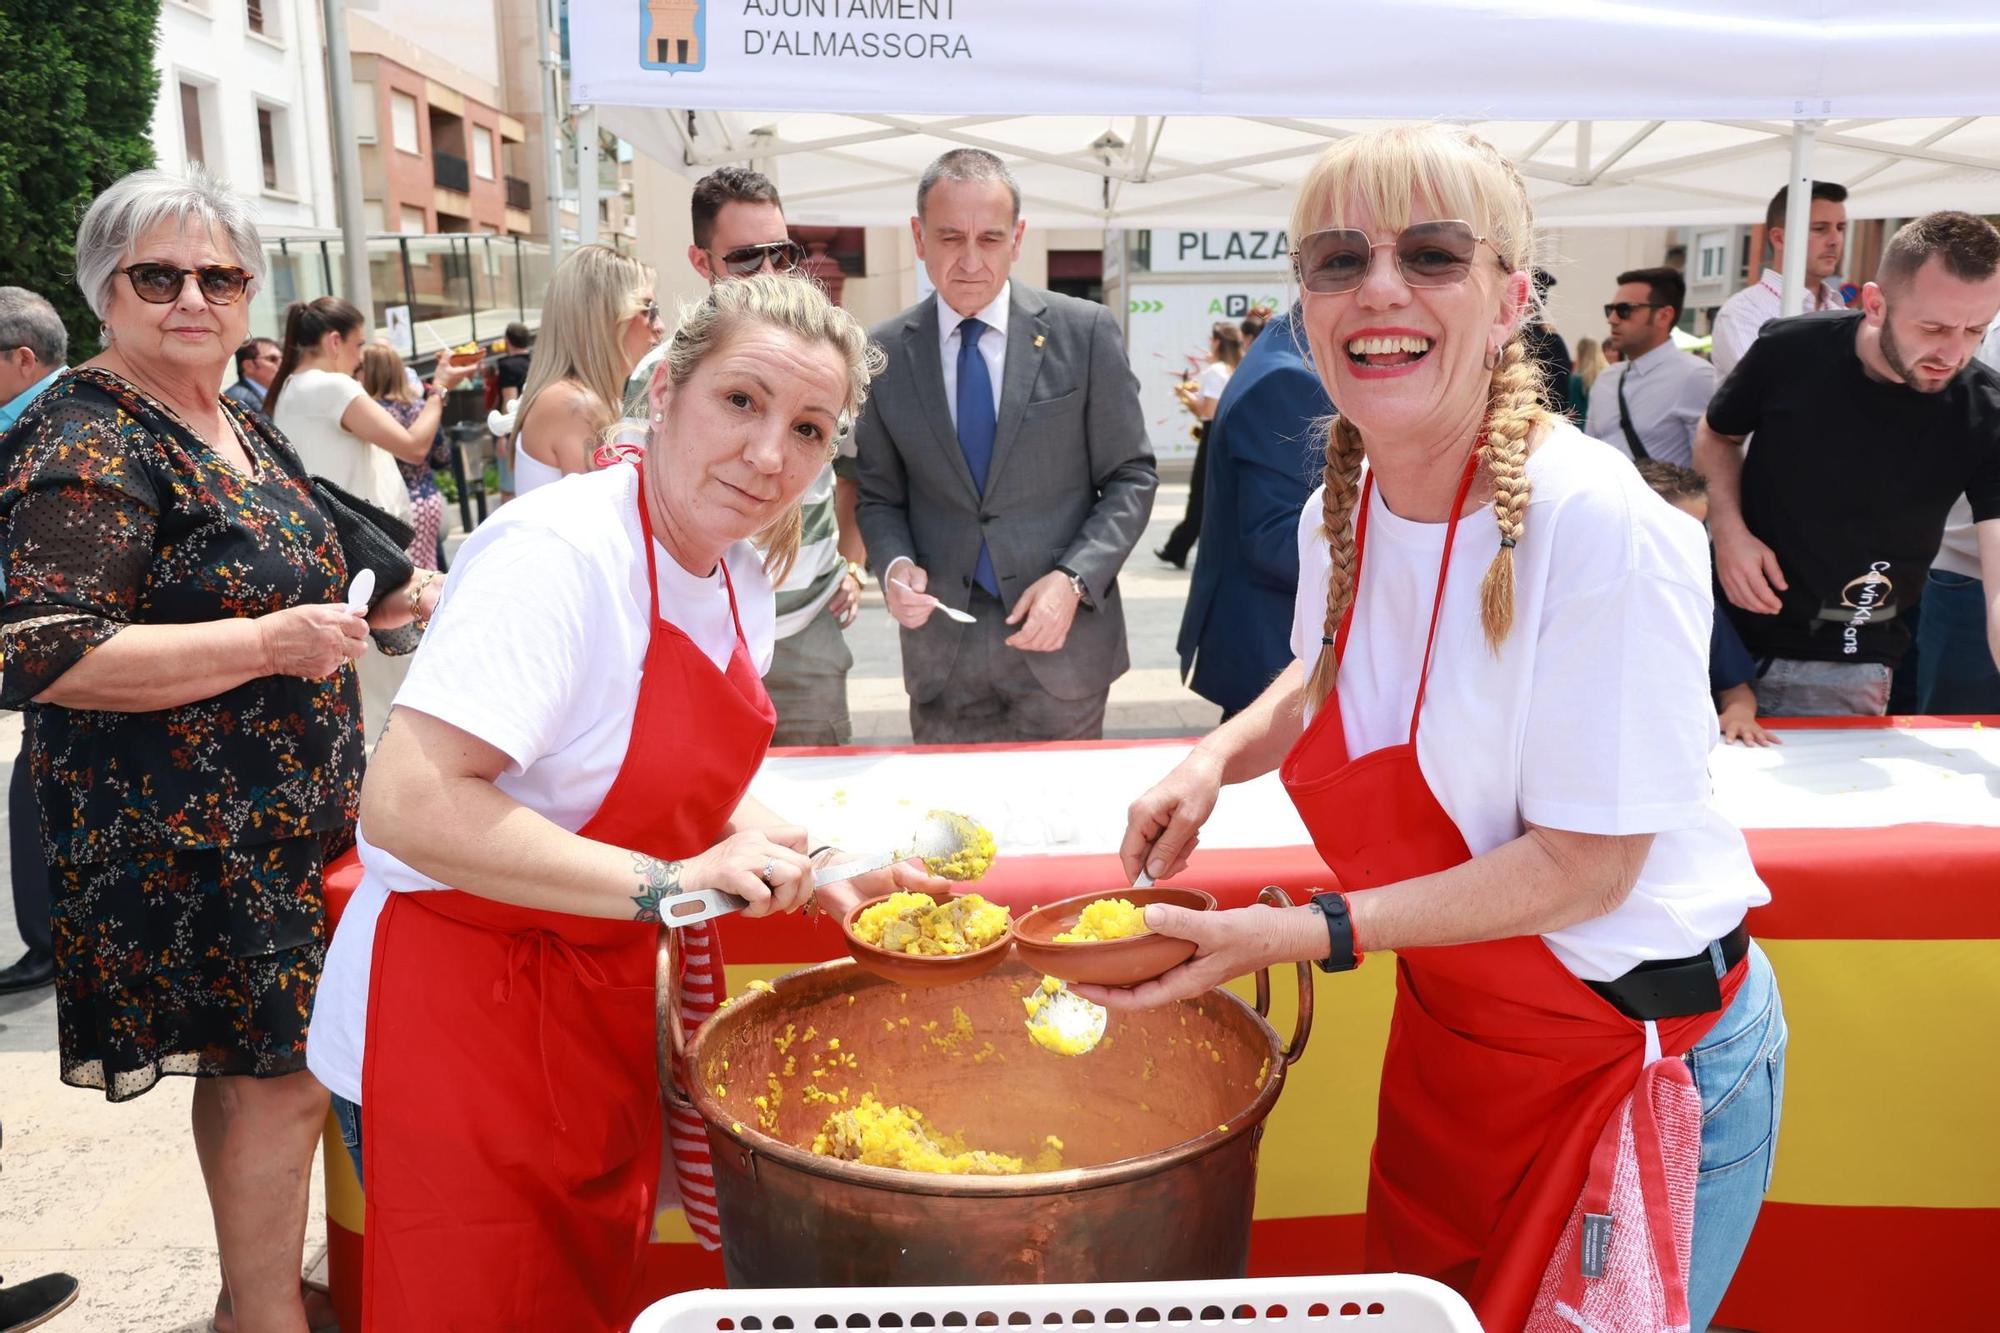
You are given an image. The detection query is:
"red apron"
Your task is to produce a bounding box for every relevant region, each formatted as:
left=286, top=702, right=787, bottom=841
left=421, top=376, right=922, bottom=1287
left=1278, top=450, right=1744, bottom=1332
left=357, top=466, right=773, bottom=1332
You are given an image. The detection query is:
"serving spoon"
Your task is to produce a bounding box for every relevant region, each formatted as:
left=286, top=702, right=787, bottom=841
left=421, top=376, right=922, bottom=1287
left=658, top=809, right=992, bottom=930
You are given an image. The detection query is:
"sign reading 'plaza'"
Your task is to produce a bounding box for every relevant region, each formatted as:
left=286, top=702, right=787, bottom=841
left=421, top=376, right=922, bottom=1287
left=1147, top=230, right=1295, bottom=274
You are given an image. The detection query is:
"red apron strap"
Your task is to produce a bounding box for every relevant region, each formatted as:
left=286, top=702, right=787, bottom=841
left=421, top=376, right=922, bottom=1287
left=1407, top=444, right=1485, bottom=744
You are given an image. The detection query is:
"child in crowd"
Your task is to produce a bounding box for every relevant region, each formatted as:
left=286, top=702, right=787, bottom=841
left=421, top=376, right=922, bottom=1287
left=1634, top=460, right=1782, bottom=747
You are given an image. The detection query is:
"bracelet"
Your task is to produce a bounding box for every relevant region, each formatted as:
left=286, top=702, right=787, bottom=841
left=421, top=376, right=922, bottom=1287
left=845, top=560, right=866, bottom=585
left=407, top=570, right=439, bottom=631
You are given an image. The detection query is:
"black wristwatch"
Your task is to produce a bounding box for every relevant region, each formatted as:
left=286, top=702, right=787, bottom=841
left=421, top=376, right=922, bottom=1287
left=1307, top=890, right=1362, bottom=973
left=1054, top=564, right=1093, bottom=609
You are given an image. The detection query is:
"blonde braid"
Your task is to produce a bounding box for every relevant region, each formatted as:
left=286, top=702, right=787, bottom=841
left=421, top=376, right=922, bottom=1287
left=1304, top=414, right=1369, bottom=710
left=1475, top=338, right=1548, bottom=651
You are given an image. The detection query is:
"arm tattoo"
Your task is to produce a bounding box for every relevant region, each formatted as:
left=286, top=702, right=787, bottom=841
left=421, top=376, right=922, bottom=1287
left=631, top=853, right=686, bottom=922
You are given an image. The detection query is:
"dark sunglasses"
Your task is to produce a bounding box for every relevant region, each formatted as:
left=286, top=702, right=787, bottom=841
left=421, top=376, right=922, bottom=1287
left=715, top=239, right=806, bottom=277
left=1604, top=301, right=1664, bottom=320
left=1291, top=220, right=1503, bottom=295
left=121, top=262, right=254, bottom=306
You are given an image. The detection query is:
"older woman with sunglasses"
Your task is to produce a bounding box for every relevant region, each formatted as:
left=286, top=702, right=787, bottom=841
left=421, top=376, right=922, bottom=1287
left=1099, top=127, right=1784, bottom=1331
left=0, top=167, right=434, bottom=1333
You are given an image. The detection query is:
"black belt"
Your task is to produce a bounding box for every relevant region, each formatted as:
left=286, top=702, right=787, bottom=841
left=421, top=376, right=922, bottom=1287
left=1585, top=922, right=1749, bottom=1022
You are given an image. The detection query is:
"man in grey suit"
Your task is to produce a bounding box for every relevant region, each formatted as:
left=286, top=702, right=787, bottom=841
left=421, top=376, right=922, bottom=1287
left=856, top=149, right=1157, bottom=742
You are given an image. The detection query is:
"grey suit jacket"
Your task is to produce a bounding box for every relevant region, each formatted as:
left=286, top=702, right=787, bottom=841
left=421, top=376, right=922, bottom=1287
left=855, top=283, right=1157, bottom=703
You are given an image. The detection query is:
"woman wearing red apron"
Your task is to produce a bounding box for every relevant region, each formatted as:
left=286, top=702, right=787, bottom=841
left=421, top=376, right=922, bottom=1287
left=305, top=276, right=943, bottom=1331
left=1088, top=128, right=1787, bottom=1332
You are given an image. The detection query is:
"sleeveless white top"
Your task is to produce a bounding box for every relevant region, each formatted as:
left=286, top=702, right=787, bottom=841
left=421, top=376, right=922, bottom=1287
left=512, top=432, right=570, bottom=496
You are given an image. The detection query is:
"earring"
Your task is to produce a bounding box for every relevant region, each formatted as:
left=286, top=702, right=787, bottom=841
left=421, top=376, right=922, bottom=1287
left=651, top=412, right=662, bottom=423
left=1482, top=344, right=1501, bottom=371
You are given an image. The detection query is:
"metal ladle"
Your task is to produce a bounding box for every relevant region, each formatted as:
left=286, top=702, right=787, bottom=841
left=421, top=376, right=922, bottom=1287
left=658, top=809, right=991, bottom=930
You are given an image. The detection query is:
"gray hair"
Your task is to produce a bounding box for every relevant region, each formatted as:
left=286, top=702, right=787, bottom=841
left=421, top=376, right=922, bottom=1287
left=74, top=165, right=266, bottom=320
left=0, top=287, right=68, bottom=367
left=916, top=148, right=1021, bottom=223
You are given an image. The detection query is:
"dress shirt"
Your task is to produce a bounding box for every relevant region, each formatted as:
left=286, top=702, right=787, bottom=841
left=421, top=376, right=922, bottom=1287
left=883, top=285, right=1016, bottom=588
left=0, top=365, right=64, bottom=438
left=937, top=282, right=1010, bottom=428
left=1711, top=268, right=1845, bottom=379
left=1582, top=340, right=1714, bottom=469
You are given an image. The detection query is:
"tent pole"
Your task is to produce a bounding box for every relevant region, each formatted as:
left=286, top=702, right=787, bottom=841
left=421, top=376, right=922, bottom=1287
left=540, top=0, right=566, bottom=261
left=578, top=105, right=601, bottom=246
left=320, top=0, right=372, bottom=326
left=1780, top=120, right=1820, bottom=316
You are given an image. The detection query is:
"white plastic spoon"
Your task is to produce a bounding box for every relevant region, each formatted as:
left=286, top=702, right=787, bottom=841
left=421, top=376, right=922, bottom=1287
left=890, top=576, right=977, bottom=624
left=344, top=567, right=375, bottom=614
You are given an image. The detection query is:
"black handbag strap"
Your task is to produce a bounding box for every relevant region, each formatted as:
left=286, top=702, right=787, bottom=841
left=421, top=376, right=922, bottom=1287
left=1615, top=366, right=1652, bottom=462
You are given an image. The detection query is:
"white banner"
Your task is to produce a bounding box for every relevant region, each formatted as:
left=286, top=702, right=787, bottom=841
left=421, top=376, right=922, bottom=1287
left=1125, top=280, right=1290, bottom=463
left=573, top=1, right=2000, bottom=120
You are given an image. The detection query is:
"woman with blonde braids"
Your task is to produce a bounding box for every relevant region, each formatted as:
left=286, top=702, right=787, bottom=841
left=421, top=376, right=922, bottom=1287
left=1092, top=126, right=1784, bottom=1331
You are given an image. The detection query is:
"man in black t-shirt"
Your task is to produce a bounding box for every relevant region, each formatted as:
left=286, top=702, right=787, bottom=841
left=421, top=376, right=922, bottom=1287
left=1694, top=210, right=2000, bottom=717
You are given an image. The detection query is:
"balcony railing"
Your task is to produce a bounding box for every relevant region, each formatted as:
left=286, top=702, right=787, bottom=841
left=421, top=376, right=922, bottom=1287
left=433, top=151, right=470, bottom=193
left=505, top=175, right=531, bottom=210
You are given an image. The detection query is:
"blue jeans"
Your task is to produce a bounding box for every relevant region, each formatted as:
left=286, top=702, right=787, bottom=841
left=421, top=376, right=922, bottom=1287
left=1916, top=570, right=2000, bottom=714
left=1686, top=941, right=1786, bottom=1331
left=334, top=1088, right=366, bottom=1184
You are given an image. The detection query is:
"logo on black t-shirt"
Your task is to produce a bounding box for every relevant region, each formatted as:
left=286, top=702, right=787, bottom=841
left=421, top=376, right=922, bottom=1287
left=1823, top=562, right=1897, bottom=654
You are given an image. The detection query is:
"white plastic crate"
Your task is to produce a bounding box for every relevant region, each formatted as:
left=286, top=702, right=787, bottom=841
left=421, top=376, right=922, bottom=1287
left=632, top=1276, right=1481, bottom=1333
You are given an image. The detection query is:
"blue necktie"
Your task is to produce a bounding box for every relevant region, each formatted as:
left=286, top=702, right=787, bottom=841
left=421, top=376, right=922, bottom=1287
left=955, top=317, right=1000, bottom=596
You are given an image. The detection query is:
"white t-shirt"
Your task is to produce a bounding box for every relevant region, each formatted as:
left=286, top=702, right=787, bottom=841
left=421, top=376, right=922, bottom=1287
left=307, top=464, right=775, bottom=1102
left=1197, top=360, right=1233, bottom=404
left=1289, top=422, right=1768, bottom=981
left=270, top=368, right=377, bottom=498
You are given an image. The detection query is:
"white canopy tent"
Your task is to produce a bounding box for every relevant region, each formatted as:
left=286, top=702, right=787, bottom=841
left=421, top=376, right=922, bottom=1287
left=589, top=110, right=2000, bottom=230
left=572, top=0, right=2000, bottom=309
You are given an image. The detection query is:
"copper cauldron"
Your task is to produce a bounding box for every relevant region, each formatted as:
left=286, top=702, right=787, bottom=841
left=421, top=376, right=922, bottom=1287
left=656, top=888, right=1313, bottom=1287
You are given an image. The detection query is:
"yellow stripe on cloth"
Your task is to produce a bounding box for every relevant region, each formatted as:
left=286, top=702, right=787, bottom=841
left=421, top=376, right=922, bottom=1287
left=1762, top=938, right=2000, bottom=1209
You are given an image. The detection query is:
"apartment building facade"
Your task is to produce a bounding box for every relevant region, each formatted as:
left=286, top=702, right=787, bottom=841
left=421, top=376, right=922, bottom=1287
left=152, top=0, right=340, bottom=234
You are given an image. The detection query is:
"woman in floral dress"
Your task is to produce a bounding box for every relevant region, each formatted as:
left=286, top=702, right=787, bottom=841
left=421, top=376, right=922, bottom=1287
left=0, top=168, right=440, bottom=1332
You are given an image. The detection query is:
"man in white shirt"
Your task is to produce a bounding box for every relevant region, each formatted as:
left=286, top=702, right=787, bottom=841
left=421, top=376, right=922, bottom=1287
left=1711, top=181, right=1849, bottom=378
left=1585, top=266, right=1715, bottom=469
left=0, top=286, right=66, bottom=997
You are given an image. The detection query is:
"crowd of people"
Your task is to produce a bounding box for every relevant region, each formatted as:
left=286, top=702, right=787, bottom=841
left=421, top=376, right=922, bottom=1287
left=0, top=125, right=1996, bottom=1332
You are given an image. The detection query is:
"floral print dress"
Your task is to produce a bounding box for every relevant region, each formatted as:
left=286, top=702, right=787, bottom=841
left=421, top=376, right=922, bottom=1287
left=379, top=395, right=451, bottom=567
left=0, top=368, right=364, bottom=1101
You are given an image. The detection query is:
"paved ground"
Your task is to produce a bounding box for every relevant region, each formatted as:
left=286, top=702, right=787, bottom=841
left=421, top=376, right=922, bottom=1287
left=0, top=479, right=1216, bottom=1329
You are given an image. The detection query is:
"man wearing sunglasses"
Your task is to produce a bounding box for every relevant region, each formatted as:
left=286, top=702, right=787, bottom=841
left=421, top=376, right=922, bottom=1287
left=855, top=148, right=1156, bottom=743
left=625, top=166, right=867, bottom=746
left=1583, top=266, right=1714, bottom=469
left=223, top=337, right=280, bottom=416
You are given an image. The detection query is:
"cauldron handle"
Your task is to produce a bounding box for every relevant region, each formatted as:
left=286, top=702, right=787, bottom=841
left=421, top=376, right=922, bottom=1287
left=655, top=924, right=697, bottom=1112
left=1251, top=885, right=1315, bottom=1067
